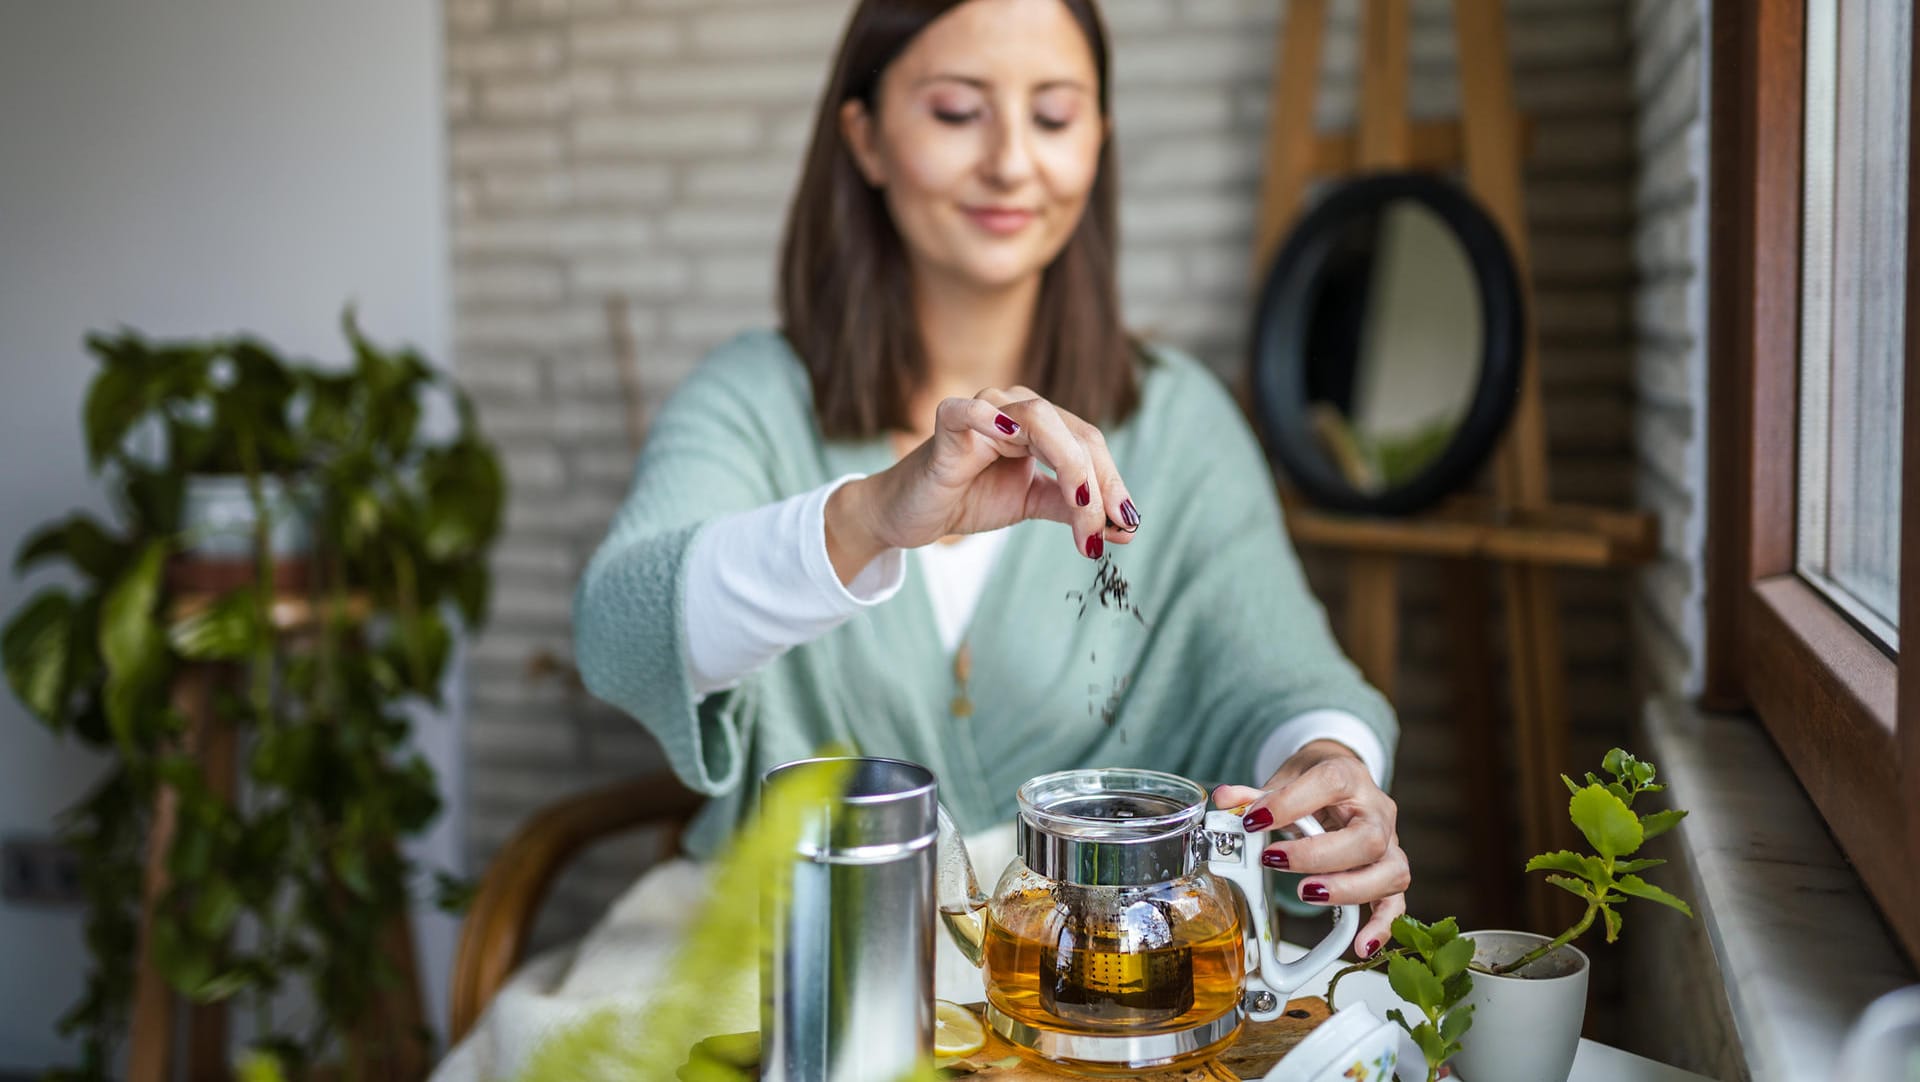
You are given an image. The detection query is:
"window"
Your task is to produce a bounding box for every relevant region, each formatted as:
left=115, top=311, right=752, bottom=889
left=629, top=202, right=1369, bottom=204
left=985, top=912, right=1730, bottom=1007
left=1797, top=0, right=1908, bottom=651
left=1707, top=0, right=1920, bottom=961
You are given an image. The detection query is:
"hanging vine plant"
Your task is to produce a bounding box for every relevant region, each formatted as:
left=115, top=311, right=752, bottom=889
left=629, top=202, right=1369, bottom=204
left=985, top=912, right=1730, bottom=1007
left=2, top=311, right=504, bottom=1078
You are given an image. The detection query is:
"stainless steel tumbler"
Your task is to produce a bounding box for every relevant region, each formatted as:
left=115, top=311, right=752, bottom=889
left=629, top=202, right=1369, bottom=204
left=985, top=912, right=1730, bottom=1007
left=761, top=757, right=937, bottom=1082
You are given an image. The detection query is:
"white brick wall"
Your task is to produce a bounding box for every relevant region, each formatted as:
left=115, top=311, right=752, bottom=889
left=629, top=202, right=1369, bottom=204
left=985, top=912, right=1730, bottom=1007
left=1623, top=0, right=1709, bottom=700
left=447, top=0, right=1644, bottom=951
left=1617, top=1, right=1736, bottom=1077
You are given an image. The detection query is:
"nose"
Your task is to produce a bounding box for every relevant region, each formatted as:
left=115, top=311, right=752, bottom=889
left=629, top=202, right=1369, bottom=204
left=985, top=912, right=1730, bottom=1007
left=983, top=112, right=1037, bottom=189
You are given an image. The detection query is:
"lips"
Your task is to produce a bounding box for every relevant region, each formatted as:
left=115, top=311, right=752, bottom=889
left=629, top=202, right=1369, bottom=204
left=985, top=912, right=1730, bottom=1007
left=962, top=205, right=1036, bottom=236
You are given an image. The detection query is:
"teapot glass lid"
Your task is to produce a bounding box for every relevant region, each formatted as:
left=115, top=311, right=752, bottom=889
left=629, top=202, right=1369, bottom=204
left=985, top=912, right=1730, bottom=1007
left=1017, top=768, right=1208, bottom=844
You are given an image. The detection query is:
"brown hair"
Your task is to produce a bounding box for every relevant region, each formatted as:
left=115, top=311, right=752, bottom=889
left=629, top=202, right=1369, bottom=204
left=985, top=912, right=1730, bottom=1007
left=778, top=0, right=1140, bottom=439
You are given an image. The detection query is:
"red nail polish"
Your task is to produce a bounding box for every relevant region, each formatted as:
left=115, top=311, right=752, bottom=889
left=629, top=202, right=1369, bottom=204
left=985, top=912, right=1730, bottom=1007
left=994, top=413, right=1019, bottom=435
left=1242, top=807, right=1273, bottom=832
left=1364, top=939, right=1381, bottom=958
left=1261, top=849, right=1289, bottom=869
left=1302, top=883, right=1330, bottom=903
left=1085, top=534, right=1103, bottom=559
left=1120, top=499, right=1140, bottom=529
left=1076, top=481, right=1090, bottom=507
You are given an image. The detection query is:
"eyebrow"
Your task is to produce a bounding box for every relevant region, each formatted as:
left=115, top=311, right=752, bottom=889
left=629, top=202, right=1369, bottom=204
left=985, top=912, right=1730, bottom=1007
left=913, top=74, right=1090, bottom=93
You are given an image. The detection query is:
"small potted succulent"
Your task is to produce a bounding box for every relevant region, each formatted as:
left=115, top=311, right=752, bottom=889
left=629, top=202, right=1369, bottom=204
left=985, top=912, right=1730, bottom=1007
left=1328, top=748, right=1692, bottom=1082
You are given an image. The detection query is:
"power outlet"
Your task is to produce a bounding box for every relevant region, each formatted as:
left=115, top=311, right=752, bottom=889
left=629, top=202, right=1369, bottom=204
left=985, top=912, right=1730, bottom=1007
left=1, top=835, right=84, bottom=907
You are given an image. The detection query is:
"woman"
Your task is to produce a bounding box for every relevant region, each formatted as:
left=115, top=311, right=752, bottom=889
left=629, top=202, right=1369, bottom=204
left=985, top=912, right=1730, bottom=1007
left=438, top=0, right=1408, bottom=1075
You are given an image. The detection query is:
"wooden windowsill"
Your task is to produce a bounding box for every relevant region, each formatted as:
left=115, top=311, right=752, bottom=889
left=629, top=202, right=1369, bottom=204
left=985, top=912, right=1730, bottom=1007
left=1636, top=694, right=1915, bottom=1081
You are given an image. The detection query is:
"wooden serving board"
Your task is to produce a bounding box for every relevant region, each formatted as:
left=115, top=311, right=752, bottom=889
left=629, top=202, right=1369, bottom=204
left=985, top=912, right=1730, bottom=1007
left=938, top=997, right=1333, bottom=1080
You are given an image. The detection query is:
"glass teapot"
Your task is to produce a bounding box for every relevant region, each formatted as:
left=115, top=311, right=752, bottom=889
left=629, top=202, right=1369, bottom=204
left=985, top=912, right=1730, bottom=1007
left=937, top=768, right=1359, bottom=1074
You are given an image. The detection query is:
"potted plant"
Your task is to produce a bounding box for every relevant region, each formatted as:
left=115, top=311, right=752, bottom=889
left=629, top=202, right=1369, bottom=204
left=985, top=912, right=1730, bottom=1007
left=1328, top=748, right=1692, bottom=1082
left=2, top=312, right=503, bottom=1079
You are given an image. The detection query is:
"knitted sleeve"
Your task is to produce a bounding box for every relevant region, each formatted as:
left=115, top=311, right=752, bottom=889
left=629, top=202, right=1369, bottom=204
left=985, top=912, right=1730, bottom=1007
left=572, top=336, right=788, bottom=797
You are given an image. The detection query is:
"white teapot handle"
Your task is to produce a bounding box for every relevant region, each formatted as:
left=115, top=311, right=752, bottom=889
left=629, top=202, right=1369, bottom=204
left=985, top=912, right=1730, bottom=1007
left=1203, top=809, right=1361, bottom=1023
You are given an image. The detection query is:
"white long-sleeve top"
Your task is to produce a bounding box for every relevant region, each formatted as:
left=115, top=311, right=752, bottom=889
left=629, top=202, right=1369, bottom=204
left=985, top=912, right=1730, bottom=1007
left=681, top=476, right=1387, bottom=787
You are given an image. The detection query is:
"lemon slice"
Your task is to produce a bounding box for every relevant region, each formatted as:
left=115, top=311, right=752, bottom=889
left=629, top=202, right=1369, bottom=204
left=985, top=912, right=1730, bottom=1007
left=933, top=999, right=987, bottom=1057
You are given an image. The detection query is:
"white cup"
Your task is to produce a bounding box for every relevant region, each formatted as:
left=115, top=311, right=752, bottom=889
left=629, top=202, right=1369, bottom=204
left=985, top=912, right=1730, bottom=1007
left=1262, top=1003, right=1400, bottom=1082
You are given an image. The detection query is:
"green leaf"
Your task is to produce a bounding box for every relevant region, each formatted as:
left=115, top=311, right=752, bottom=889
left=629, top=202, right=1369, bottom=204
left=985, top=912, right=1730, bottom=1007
left=1640, top=808, right=1688, bottom=840
left=1614, top=858, right=1667, bottom=873
left=3, top=592, right=76, bottom=725
left=1602, top=748, right=1629, bottom=779
left=1386, top=953, right=1444, bottom=1012
left=451, top=562, right=491, bottom=627
left=1614, top=874, right=1694, bottom=917
left=433, top=871, right=478, bottom=915
left=151, top=916, right=213, bottom=994
left=1441, top=969, right=1473, bottom=1008
left=1431, top=935, right=1473, bottom=981
left=1410, top=1021, right=1448, bottom=1068
left=1569, top=784, right=1644, bottom=859
left=1391, top=915, right=1437, bottom=957
left=14, top=514, right=124, bottom=581
left=1525, top=849, right=1603, bottom=883
left=120, top=463, right=186, bottom=535
left=1546, top=874, right=1591, bottom=900
left=1439, top=1003, right=1474, bottom=1045
left=1562, top=773, right=1581, bottom=796
left=190, top=879, right=243, bottom=940
left=99, top=541, right=169, bottom=750
left=82, top=350, right=149, bottom=468
left=421, top=444, right=505, bottom=561
left=1386, top=1007, right=1414, bottom=1035
left=167, top=589, right=262, bottom=661
left=400, top=609, right=452, bottom=693
left=331, top=845, right=374, bottom=899
left=188, top=966, right=255, bottom=1004
left=1602, top=904, right=1623, bottom=943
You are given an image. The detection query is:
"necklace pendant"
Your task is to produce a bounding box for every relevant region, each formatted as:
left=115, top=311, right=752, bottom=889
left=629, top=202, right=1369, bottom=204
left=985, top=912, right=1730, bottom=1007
left=951, top=642, right=972, bottom=719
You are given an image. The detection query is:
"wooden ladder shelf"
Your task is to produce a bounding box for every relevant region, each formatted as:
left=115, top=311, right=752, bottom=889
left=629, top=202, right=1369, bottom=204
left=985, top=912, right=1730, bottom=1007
left=1253, top=0, right=1658, bottom=932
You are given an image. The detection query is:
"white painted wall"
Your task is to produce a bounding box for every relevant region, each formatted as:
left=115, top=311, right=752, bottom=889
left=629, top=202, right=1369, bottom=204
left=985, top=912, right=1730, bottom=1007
left=0, top=1, right=457, bottom=1069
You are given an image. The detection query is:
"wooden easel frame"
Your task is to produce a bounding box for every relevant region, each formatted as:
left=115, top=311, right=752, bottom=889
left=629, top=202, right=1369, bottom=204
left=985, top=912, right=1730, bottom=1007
left=1254, top=0, right=1657, bottom=931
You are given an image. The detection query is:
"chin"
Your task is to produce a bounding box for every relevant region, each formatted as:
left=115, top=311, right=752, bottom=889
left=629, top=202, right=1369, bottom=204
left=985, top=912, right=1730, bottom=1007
left=947, top=247, right=1052, bottom=292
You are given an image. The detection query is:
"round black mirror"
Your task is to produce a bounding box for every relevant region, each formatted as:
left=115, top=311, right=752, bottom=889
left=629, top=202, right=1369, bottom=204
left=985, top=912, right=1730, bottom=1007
left=1249, top=172, right=1526, bottom=516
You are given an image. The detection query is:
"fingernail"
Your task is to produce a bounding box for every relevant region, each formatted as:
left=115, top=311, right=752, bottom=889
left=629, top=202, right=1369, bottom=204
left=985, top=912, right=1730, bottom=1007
left=1302, top=882, right=1330, bottom=903
left=1085, top=534, right=1103, bottom=559
left=1364, top=939, right=1381, bottom=958
left=1261, top=848, right=1289, bottom=869
left=1242, top=807, right=1273, bottom=832
left=994, top=413, right=1019, bottom=435
left=1120, top=499, right=1141, bottom=529
left=1076, top=481, right=1090, bottom=507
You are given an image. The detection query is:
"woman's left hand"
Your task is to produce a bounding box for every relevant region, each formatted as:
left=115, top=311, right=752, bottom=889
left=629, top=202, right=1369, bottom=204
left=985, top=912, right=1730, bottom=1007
left=1212, top=740, right=1409, bottom=960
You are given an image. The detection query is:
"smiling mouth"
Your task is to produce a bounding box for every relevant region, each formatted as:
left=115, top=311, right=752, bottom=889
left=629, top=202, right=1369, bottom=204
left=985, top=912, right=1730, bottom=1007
left=962, top=206, right=1037, bottom=235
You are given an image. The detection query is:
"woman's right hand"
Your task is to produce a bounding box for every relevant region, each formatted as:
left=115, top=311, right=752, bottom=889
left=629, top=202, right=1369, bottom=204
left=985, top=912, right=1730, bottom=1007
left=824, top=386, right=1141, bottom=580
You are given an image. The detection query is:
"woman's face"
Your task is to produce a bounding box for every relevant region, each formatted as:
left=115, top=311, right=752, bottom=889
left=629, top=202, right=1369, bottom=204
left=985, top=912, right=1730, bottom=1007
left=842, top=0, right=1107, bottom=294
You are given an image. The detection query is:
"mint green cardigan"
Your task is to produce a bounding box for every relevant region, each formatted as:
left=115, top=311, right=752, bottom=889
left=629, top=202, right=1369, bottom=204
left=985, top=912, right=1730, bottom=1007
left=573, top=330, right=1396, bottom=860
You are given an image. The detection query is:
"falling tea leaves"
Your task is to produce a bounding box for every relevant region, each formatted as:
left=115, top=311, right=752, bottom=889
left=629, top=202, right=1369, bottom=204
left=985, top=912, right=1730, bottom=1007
left=1068, top=554, right=1147, bottom=732
left=1065, top=554, right=1147, bottom=625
